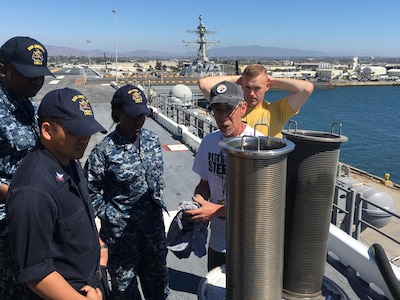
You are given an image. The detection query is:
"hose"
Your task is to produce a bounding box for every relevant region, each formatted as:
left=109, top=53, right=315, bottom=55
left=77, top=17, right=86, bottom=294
left=370, top=243, right=400, bottom=300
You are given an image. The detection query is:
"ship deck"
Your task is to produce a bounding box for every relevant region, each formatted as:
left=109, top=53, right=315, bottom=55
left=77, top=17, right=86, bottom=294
left=143, top=116, right=399, bottom=300
left=89, top=112, right=400, bottom=299
left=35, top=70, right=400, bottom=299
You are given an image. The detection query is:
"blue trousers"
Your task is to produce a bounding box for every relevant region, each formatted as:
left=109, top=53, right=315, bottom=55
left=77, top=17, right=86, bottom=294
left=101, top=197, right=169, bottom=300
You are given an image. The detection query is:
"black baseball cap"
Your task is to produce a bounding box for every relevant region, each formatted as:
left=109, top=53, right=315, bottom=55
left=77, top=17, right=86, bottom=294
left=207, top=81, right=244, bottom=111
left=38, top=88, right=107, bottom=137
left=111, top=84, right=151, bottom=118
left=0, top=36, right=54, bottom=78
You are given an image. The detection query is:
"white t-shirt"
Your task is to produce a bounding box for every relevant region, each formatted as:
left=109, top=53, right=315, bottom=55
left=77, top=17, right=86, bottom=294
left=192, top=125, right=263, bottom=253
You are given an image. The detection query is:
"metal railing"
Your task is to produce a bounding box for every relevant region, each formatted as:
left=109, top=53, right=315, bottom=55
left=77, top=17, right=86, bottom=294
left=151, top=93, right=218, bottom=138
left=331, top=177, right=400, bottom=245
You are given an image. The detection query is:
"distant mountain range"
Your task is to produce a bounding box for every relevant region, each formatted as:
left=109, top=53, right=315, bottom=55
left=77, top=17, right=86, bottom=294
left=208, top=45, right=325, bottom=57
left=45, top=44, right=384, bottom=59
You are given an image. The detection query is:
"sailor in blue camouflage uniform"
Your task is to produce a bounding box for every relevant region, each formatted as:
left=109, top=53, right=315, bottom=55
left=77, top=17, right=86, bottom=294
left=0, top=36, right=54, bottom=300
left=85, top=84, right=169, bottom=300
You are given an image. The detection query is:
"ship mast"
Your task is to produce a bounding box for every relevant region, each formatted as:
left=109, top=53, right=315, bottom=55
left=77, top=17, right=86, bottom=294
left=183, top=15, right=220, bottom=63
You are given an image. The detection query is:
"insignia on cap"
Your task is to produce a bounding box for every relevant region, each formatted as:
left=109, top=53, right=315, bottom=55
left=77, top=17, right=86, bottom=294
left=216, top=84, right=227, bottom=94
left=72, top=94, right=94, bottom=116
left=128, top=88, right=144, bottom=104
left=27, top=44, right=46, bottom=66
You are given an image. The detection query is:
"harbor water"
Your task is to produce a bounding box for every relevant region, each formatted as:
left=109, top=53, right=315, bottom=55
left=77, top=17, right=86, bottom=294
left=267, top=85, right=400, bottom=184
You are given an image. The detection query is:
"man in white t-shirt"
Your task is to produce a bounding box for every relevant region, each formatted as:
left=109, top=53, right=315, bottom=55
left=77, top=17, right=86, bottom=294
left=184, top=81, right=263, bottom=271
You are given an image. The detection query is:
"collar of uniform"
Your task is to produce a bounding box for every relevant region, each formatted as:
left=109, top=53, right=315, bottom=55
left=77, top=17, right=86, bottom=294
left=36, top=143, right=74, bottom=187
left=0, top=85, right=18, bottom=112
left=113, top=127, right=143, bottom=146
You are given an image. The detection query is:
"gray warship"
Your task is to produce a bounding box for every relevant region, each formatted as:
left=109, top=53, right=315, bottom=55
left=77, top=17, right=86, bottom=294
left=180, top=15, right=226, bottom=77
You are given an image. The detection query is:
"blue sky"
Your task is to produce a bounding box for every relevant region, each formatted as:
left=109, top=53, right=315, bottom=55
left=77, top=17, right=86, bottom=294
left=1, top=0, right=400, bottom=57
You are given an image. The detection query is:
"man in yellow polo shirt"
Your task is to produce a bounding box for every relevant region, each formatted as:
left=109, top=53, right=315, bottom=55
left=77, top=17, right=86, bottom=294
left=198, top=64, right=314, bottom=137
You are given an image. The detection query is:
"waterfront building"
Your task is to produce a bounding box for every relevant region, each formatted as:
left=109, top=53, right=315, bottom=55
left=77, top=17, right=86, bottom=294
left=362, top=66, right=387, bottom=78
left=316, top=68, right=343, bottom=80
left=387, top=68, right=400, bottom=77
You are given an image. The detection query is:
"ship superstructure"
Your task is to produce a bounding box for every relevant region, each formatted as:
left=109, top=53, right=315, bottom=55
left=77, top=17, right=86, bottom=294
left=180, top=15, right=225, bottom=77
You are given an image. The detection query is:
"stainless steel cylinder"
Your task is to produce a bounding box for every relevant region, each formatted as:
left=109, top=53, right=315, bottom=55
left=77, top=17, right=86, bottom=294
left=220, top=136, right=295, bottom=300
left=281, top=127, right=348, bottom=299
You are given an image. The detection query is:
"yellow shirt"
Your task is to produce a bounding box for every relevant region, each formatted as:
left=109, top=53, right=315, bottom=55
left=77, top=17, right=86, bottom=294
left=242, top=96, right=296, bottom=138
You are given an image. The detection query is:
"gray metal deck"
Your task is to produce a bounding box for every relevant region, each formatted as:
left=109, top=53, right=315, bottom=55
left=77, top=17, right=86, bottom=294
left=32, top=69, right=400, bottom=300
left=143, top=115, right=387, bottom=300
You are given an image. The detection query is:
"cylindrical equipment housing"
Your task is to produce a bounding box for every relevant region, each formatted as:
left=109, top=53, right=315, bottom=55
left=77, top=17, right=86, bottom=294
left=220, top=136, right=295, bottom=300
left=281, top=128, right=347, bottom=299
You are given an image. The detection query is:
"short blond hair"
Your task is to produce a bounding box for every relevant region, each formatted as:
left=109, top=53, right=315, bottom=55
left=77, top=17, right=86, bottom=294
left=242, top=64, right=268, bottom=78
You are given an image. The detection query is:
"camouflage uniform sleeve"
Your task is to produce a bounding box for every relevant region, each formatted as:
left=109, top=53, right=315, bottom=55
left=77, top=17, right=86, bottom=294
left=86, top=144, right=108, bottom=218
left=141, top=130, right=167, bottom=211
left=152, top=135, right=166, bottom=208
left=152, top=134, right=165, bottom=189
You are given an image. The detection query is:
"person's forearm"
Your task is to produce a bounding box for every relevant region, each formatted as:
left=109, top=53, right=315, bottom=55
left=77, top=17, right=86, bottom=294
left=0, top=182, right=8, bottom=203
left=198, top=75, right=241, bottom=100
left=28, top=271, right=99, bottom=300
left=99, top=238, right=108, bottom=267
left=269, top=77, right=314, bottom=111
left=269, top=77, right=311, bottom=93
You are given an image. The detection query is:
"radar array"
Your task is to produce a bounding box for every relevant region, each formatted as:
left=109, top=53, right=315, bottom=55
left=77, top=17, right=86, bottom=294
left=183, top=15, right=220, bottom=63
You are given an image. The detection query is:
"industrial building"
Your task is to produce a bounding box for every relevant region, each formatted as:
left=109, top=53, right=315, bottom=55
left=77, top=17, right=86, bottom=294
left=361, top=66, right=387, bottom=78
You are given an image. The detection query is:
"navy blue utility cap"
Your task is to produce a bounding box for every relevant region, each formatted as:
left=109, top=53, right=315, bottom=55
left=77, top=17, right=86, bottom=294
left=112, top=84, right=151, bottom=118
left=207, top=81, right=244, bottom=111
left=38, top=88, right=107, bottom=137
left=0, top=36, right=54, bottom=78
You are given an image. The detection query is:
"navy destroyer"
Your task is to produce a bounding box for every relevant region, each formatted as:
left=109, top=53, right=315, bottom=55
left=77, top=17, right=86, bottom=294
left=180, top=15, right=226, bottom=77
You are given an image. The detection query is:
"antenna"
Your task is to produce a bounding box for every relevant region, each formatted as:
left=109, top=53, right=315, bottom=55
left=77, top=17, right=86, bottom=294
left=183, top=15, right=220, bottom=63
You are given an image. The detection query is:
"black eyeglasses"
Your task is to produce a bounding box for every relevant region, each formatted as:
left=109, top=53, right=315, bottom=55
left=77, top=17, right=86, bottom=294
left=210, top=104, right=240, bottom=117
